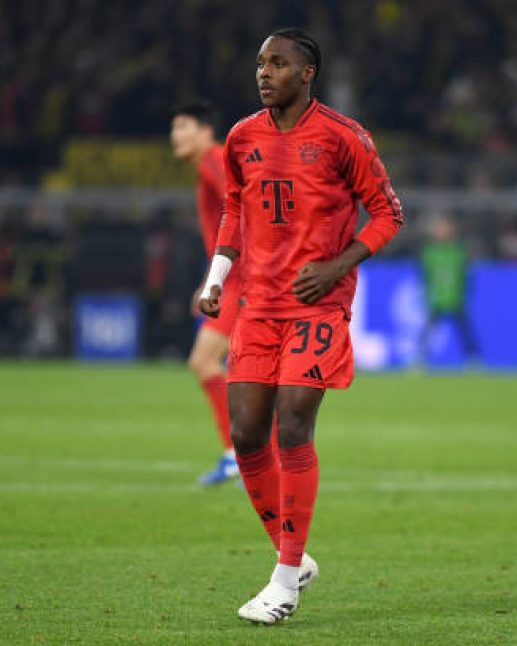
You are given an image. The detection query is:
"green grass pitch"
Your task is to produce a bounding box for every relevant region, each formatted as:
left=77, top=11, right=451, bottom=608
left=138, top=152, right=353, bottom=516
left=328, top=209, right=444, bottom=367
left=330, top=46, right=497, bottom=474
left=0, top=363, right=516, bottom=645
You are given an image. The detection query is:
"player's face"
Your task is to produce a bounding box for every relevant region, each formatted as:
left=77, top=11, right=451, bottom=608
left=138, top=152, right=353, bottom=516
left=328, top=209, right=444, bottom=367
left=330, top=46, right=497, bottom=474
left=170, top=115, right=205, bottom=159
left=256, top=36, right=314, bottom=108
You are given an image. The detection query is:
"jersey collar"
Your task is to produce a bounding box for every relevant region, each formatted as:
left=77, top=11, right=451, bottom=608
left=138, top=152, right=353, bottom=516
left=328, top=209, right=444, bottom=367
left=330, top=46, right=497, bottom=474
left=266, top=98, right=319, bottom=132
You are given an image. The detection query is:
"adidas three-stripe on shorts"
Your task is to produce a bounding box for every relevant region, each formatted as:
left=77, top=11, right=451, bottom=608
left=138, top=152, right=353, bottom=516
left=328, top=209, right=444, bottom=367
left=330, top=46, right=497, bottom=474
left=227, top=309, right=354, bottom=389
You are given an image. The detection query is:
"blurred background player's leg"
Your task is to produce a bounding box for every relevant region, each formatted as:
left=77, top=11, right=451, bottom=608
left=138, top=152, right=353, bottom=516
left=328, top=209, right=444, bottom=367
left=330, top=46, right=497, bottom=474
left=188, top=324, right=238, bottom=485
left=169, top=101, right=240, bottom=486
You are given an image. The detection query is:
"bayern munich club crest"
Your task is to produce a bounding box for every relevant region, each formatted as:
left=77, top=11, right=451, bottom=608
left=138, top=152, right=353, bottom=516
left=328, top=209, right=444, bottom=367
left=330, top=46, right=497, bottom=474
left=298, top=142, right=322, bottom=164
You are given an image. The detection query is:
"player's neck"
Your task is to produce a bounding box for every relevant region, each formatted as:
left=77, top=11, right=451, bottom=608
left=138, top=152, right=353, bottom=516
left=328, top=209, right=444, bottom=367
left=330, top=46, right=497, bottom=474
left=192, top=140, right=215, bottom=167
left=271, top=96, right=313, bottom=132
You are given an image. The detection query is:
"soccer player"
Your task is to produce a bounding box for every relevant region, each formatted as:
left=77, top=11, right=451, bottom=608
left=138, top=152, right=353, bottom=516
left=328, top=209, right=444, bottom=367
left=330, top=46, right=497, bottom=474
left=420, top=215, right=476, bottom=361
left=170, top=101, right=240, bottom=485
left=199, top=29, right=404, bottom=623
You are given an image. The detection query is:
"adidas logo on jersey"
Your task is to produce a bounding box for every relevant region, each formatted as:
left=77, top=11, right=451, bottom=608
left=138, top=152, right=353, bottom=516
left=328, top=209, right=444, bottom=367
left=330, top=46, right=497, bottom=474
left=245, top=148, right=263, bottom=163
left=303, top=364, right=323, bottom=380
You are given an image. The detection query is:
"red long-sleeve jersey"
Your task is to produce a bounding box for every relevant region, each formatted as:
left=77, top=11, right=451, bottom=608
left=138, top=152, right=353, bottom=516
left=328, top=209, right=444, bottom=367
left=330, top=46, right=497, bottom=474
left=197, top=144, right=226, bottom=258
left=217, top=99, right=403, bottom=319
left=197, top=143, right=240, bottom=294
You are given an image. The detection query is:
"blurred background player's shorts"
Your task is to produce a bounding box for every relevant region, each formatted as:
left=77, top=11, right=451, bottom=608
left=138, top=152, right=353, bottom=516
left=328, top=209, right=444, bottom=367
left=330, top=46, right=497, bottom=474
left=202, top=278, right=241, bottom=338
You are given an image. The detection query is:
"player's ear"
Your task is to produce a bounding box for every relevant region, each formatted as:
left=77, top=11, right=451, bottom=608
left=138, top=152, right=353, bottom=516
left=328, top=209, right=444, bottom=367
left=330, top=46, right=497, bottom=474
left=302, top=65, right=316, bottom=84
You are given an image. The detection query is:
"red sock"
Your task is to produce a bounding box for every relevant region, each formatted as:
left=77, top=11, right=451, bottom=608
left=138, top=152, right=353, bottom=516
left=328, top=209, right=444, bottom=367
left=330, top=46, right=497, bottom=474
left=236, top=443, right=281, bottom=550
left=278, top=442, right=319, bottom=567
left=201, top=374, right=232, bottom=450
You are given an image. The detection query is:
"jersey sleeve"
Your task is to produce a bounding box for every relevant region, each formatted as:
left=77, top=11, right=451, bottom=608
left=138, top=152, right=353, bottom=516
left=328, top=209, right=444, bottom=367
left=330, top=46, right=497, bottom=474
left=216, top=132, right=242, bottom=253
left=341, top=128, right=404, bottom=254
left=200, top=150, right=225, bottom=202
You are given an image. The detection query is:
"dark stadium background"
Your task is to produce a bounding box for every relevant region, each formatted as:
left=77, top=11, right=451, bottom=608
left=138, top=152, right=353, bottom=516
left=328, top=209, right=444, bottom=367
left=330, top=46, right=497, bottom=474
left=1, top=0, right=516, bottom=363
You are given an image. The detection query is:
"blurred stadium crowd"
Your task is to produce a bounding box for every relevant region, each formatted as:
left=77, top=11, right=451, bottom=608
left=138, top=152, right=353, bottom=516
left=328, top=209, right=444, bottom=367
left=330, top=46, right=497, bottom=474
left=2, top=0, right=517, bottom=148
left=1, top=1, right=516, bottom=359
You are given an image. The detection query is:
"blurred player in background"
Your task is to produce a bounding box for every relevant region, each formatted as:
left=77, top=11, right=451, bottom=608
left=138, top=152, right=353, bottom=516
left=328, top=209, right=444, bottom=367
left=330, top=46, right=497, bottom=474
left=200, top=29, right=403, bottom=623
left=170, top=101, right=240, bottom=485
left=421, top=214, right=476, bottom=360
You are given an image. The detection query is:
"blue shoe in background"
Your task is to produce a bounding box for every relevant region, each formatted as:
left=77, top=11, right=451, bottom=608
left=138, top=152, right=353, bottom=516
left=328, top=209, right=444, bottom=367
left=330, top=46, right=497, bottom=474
left=199, top=453, right=240, bottom=486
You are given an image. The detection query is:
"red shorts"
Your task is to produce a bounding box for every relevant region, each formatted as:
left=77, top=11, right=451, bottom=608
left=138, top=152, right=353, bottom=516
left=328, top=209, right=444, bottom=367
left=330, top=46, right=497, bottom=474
left=227, top=309, right=354, bottom=389
left=202, top=280, right=240, bottom=338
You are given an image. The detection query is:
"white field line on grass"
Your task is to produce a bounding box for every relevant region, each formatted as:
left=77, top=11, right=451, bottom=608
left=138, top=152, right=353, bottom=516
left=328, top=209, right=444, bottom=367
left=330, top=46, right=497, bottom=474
left=0, top=455, right=192, bottom=473
left=2, top=455, right=516, bottom=482
left=0, top=481, right=201, bottom=494
left=1, top=455, right=517, bottom=493
left=0, top=478, right=516, bottom=495
left=321, top=478, right=517, bottom=492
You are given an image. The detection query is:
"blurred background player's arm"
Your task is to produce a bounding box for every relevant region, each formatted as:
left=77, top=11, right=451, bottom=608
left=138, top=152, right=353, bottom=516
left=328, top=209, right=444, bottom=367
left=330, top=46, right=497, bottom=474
left=214, top=131, right=242, bottom=260
left=190, top=150, right=227, bottom=315
left=199, top=133, right=242, bottom=316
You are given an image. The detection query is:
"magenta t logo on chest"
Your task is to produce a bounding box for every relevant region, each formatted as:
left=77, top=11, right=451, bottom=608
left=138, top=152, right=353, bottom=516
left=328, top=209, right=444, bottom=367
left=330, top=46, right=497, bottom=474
left=261, top=179, right=295, bottom=224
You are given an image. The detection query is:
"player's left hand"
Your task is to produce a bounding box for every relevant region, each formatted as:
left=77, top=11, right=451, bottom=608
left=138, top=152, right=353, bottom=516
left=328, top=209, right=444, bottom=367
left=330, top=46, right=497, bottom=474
left=293, top=260, right=342, bottom=304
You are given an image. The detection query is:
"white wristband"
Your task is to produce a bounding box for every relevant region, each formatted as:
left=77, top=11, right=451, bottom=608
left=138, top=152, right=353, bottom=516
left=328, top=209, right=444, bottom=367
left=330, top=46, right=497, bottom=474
left=200, top=254, right=233, bottom=300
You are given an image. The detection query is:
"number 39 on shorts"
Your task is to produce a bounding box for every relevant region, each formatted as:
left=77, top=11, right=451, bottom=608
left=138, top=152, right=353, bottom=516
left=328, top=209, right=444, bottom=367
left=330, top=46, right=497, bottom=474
left=290, top=321, right=333, bottom=355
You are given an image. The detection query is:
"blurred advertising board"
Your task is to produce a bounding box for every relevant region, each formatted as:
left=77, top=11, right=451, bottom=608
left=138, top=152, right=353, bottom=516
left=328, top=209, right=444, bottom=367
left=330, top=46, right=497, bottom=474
left=74, top=295, right=142, bottom=361
left=44, top=140, right=195, bottom=188
left=351, top=261, right=517, bottom=370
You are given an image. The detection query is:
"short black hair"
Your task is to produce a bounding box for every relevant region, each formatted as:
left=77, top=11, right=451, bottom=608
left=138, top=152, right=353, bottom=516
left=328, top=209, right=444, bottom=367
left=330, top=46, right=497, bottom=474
left=269, top=28, right=321, bottom=79
left=171, top=100, right=219, bottom=130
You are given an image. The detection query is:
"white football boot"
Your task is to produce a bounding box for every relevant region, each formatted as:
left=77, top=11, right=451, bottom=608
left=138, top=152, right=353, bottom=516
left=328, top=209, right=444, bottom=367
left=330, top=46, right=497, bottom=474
left=298, top=552, right=319, bottom=592
left=238, top=581, right=299, bottom=624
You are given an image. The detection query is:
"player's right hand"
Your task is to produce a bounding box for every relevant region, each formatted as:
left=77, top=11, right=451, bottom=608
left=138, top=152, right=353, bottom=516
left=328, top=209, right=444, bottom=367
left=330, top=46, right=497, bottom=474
left=198, top=285, right=221, bottom=318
